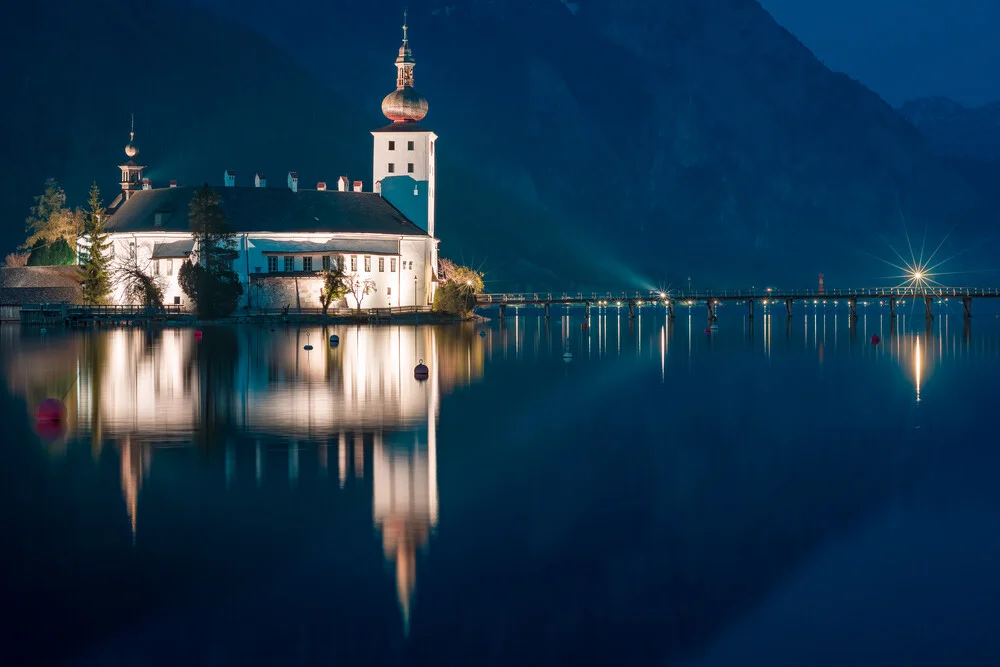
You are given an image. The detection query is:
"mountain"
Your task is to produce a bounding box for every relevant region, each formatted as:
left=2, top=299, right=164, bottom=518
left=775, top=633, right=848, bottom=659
left=898, top=97, right=1000, bottom=164
left=2, top=0, right=996, bottom=291
left=187, top=0, right=999, bottom=288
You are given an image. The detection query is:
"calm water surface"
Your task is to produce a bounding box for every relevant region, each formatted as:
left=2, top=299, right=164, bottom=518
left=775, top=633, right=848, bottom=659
left=2, top=307, right=1000, bottom=666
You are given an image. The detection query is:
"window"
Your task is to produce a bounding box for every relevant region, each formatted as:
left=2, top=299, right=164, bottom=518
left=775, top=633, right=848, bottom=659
left=388, top=140, right=395, bottom=150
left=390, top=257, right=396, bottom=272
left=430, top=141, right=434, bottom=156
left=303, top=257, right=313, bottom=272
left=364, top=256, right=371, bottom=272
left=387, top=163, right=395, bottom=174
left=174, top=296, right=181, bottom=305
left=284, top=256, right=294, bottom=272
left=322, top=255, right=330, bottom=270
left=268, top=256, right=278, bottom=272
left=387, top=287, right=392, bottom=296
left=255, top=266, right=262, bottom=273
left=166, top=259, right=173, bottom=276
left=350, top=255, right=357, bottom=272
left=378, top=257, right=384, bottom=272
left=153, top=259, right=160, bottom=276
left=407, top=163, right=414, bottom=173
left=407, top=140, right=414, bottom=150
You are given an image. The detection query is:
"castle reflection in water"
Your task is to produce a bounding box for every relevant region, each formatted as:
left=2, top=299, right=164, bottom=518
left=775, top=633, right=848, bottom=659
left=2, top=324, right=485, bottom=632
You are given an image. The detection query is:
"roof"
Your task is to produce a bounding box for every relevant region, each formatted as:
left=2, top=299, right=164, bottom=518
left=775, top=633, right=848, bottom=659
left=250, top=238, right=399, bottom=255
left=152, top=239, right=195, bottom=258
left=372, top=121, right=433, bottom=133
left=105, top=186, right=428, bottom=237
left=0, top=266, right=83, bottom=305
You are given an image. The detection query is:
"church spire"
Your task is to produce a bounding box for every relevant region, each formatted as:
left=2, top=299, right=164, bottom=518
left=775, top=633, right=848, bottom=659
left=125, top=113, right=138, bottom=159
left=382, top=11, right=428, bottom=123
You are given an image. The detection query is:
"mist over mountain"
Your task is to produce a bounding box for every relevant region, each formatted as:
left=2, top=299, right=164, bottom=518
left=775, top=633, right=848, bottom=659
left=2, top=0, right=997, bottom=290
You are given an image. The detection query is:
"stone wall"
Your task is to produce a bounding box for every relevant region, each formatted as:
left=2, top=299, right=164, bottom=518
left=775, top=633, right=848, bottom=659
left=252, top=275, right=346, bottom=310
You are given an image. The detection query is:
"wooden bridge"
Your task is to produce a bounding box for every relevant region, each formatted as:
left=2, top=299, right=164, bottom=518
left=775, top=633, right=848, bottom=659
left=475, top=287, right=1000, bottom=322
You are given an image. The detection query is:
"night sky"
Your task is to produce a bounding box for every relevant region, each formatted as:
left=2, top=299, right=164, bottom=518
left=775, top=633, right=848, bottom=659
left=760, top=0, right=1000, bottom=106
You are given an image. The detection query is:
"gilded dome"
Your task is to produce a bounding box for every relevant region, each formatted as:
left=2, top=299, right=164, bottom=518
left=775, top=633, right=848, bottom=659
left=125, top=141, right=138, bottom=158
left=381, top=87, right=429, bottom=123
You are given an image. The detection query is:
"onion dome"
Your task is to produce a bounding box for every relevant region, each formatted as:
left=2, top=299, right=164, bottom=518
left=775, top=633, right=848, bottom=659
left=382, top=88, right=429, bottom=122
left=381, top=12, right=428, bottom=123
left=125, top=138, right=138, bottom=159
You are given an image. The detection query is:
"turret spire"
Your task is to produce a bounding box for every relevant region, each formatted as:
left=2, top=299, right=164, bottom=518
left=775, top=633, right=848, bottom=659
left=382, top=12, right=427, bottom=122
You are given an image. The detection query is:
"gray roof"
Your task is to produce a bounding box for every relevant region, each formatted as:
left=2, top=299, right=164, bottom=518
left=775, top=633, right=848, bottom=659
left=105, top=186, right=428, bottom=236
left=0, top=266, right=83, bottom=305
left=152, top=239, right=195, bottom=258
left=250, top=238, right=399, bottom=255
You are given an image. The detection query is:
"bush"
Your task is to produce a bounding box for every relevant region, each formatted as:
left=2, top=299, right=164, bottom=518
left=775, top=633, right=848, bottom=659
left=27, top=238, right=76, bottom=266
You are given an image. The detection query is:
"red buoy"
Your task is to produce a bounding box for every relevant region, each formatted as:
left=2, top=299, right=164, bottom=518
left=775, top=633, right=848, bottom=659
left=36, top=398, right=65, bottom=422
left=871, top=334, right=880, bottom=345
left=414, top=359, right=429, bottom=381
left=194, top=329, right=203, bottom=339
left=704, top=328, right=711, bottom=335
left=581, top=322, right=588, bottom=330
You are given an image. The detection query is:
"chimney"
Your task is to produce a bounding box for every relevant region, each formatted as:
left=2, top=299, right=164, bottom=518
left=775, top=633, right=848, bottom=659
left=169, top=180, right=178, bottom=188
left=352, top=180, right=362, bottom=193
left=317, top=181, right=327, bottom=191
left=224, top=170, right=235, bottom=187
left=288, top=171, right=298, bottom=193
left=337, top=176, right=349, bottom=192
left=254, top=173, right=266, bottom=188
left=141, top=177, right=151, bottom=190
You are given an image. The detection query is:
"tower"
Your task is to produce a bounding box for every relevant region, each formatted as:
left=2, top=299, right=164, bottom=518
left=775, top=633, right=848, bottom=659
left=372, top=12, right=437, bottom=238
left=119, top=115, right=146, bottom=201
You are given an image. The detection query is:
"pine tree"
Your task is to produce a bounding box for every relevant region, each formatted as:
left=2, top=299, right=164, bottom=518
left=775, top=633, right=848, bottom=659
left=181, top=184, right=243, bottom=318
left=81, top=182, right=111, bottom=304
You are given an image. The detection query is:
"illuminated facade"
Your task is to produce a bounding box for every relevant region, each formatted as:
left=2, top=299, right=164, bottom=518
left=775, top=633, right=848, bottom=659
left=100, top=21, right=440, bottom=311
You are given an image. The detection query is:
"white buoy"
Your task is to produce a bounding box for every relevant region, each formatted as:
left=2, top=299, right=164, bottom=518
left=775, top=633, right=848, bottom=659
left=304, top=333, right=314, bottom=350
left=329, top=334, right=339, bottom=346
left=414, top=358, right=429, bottom=380
left=562, top=351, right=573, bottom=361
left=40, top=328, right=47, bottom=334
left=710, top=323, right=719, bottom=331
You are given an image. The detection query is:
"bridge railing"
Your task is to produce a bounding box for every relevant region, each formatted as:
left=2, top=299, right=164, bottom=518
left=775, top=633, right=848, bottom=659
left=475, top=287, right=999, bottom=304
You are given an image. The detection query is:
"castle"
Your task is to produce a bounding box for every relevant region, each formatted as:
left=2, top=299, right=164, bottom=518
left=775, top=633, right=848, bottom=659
left=101, top=18, right=439, bottom=311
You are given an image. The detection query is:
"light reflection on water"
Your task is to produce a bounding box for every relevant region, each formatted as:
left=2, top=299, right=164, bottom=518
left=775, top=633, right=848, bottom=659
left=3, top=310, right=1000, bottom=665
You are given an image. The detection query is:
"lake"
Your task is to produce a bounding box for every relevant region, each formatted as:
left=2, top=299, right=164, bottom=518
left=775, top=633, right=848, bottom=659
left=3, top=305, right=1000, bottom=666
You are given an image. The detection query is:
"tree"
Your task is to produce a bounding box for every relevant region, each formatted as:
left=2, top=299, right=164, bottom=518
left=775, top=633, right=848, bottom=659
left=23, top=178, right=82, bottom=251
left=433, top=259, right=484, bottom=317
left=27, top=238, right=77, bottom=266
left=80, top=183, right=111, bottom=304
left=180, top=185, right=243, bottom=318
left=114, top=243, right=164, bottom=308
left=318, top=262, right=349, bottom=315
left=4, top=252, right=29, bottom=268
left=345, top=274, right=377, bottom=313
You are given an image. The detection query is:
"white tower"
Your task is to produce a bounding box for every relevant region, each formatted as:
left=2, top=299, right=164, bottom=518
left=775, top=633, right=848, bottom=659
left=372, top=12, right=437, bottom=238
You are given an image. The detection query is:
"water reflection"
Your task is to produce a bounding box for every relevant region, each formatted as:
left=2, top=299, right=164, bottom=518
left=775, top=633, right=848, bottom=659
left=2, top=323, right=483, bottom=635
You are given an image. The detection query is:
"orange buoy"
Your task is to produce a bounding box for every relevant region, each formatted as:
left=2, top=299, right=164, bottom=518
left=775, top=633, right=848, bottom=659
left=414, top=359, right=429, bottom=380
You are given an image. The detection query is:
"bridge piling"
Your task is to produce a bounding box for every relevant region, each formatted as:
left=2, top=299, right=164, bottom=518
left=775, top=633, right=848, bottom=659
left=889, top=297, right=896, bottom=318
left=924, top=296, right=934, bottom=320
left=707, top=300, right=716, bottom=324
left=585, top=301, right=591, bottom=320
left=544, top=302, right=550, bottom=320
left=785, top=298, right=793, bottom=318
left=627, top=300, right=636, bottom=320
left=747, top=298, right=754, bottom=320
left=963, top=296, right=972, bottom=319
left=849, top=297, right=857, bottom=322
left=667, top=299, right=675, bottom=320
left=499, top=303, right=507, bottom=322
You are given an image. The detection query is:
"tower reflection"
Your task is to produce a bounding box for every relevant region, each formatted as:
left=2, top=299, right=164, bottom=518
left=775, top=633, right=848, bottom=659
left=2, top=323, right=483, bottom=633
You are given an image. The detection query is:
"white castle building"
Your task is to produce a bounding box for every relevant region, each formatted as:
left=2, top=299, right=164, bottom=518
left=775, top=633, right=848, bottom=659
left=102, top=20, right=439, bottom=311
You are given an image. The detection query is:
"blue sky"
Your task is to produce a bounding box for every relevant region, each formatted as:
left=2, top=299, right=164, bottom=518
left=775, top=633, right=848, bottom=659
left=760, top=0, right=1000, bottom=106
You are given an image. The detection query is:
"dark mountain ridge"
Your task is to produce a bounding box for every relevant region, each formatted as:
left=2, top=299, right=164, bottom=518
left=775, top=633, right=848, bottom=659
left=2, top=0, right=996, bottom=291
left=898, top=96, right=1000, bottom=164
